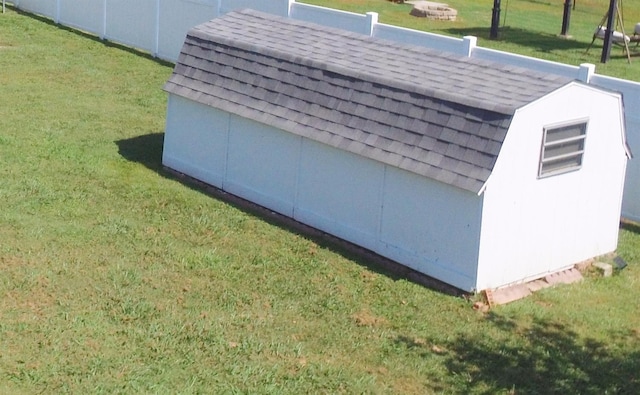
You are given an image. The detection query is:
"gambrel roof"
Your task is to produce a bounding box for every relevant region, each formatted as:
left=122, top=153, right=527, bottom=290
left=164, top=9, right=573, bottom=193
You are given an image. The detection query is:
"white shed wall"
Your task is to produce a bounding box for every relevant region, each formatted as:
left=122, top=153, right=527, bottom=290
left=225, top=116, right=300, bottom=218
left=477, top=84, right=627, bottom=290
left=163, top=93, right=483, bottom=290
left=378, top=166, right=482, bottom=291
left=162, top=95, right=229, bottom=187
left=296, top=138, right=385, bottom=251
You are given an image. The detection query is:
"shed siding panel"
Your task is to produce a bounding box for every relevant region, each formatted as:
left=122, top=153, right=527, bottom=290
left=225, top=116, right=299, bottom=217
left=295, top=139, right=384, bottom=251
left=163, top=94, right=229, bottom=187
left=379, top=166, right=482, bottom=291
left=477, top=85, right=627, bottom=290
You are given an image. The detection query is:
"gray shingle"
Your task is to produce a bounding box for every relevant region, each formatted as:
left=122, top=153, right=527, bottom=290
left=164, top=9, right=572, bottom=193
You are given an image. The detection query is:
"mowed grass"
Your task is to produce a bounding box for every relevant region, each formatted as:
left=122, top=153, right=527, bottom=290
left=302, top=0, right=640, bottom=81
left=0, top=5, right=639, bottom=395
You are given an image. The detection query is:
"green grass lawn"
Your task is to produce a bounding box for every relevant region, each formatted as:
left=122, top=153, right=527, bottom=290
left=301, top=0, right=640, bottom=81
left=0, top=3, right=639, bottom=394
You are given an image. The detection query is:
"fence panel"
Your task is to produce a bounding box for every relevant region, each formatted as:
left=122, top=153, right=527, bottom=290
left=12, top=0, right=55, bottom=18
left=105, top=0, right=157, bottom=55
left=158, top=0, right=218, bottom=62
left=472, top=47, right=580, bottom=79
left=290, top=3, right=372, bottom=35
left=220, top=0, right=290, bottom=17
left=591, top=74, right=640, bottom=222
left=374, top=23, right=466, bottom=55
left=58, top=0, right=104, bottom=37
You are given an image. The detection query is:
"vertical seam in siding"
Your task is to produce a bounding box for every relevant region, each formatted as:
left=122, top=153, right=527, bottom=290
left=376, top=165, right=387, bottom=250
left=472, top=192, right=485, bottom=292
left=292, top=136, right=304, bottom=219
left=222, top=113, right=231, bottom=190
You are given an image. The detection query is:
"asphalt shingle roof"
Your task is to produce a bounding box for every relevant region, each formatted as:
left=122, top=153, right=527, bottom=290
left=164, top=9, right=573, bottom=193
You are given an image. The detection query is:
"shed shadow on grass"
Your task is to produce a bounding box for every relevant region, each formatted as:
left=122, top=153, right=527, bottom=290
left=115, top=132, right=466, bottom=297
left=116, top=132, right=166, bottom=172
left=621, top=220, right=640, bottom=235
left=395, top=313, right=640, bottom=394
left=446, top=26, right=592, bottom=53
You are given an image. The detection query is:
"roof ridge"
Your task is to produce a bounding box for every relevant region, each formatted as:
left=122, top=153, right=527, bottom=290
left=189, top=10, right=531, bottom=114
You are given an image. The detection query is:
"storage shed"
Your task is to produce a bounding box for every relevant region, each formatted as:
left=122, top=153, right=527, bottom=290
left=162, top=9, right=630, bottom=292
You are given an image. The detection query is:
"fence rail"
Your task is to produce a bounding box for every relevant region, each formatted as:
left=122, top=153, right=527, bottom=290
left=5, top=0, right=640, bottom=221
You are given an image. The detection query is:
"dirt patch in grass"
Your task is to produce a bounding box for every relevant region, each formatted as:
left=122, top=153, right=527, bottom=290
left=351, top=309, right=387, bottom=327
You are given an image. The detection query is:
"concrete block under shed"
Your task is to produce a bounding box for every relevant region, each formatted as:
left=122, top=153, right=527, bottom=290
left=593, top=262, right=613, bottom=277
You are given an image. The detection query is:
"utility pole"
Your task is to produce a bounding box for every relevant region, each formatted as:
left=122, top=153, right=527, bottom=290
left=490, top=0, right=501, bottom=39
left=600, top=0, right=617, bottom=63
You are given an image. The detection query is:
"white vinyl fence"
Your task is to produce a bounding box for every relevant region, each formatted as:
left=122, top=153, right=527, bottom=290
left=6, top=0, right=640, bottom=222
